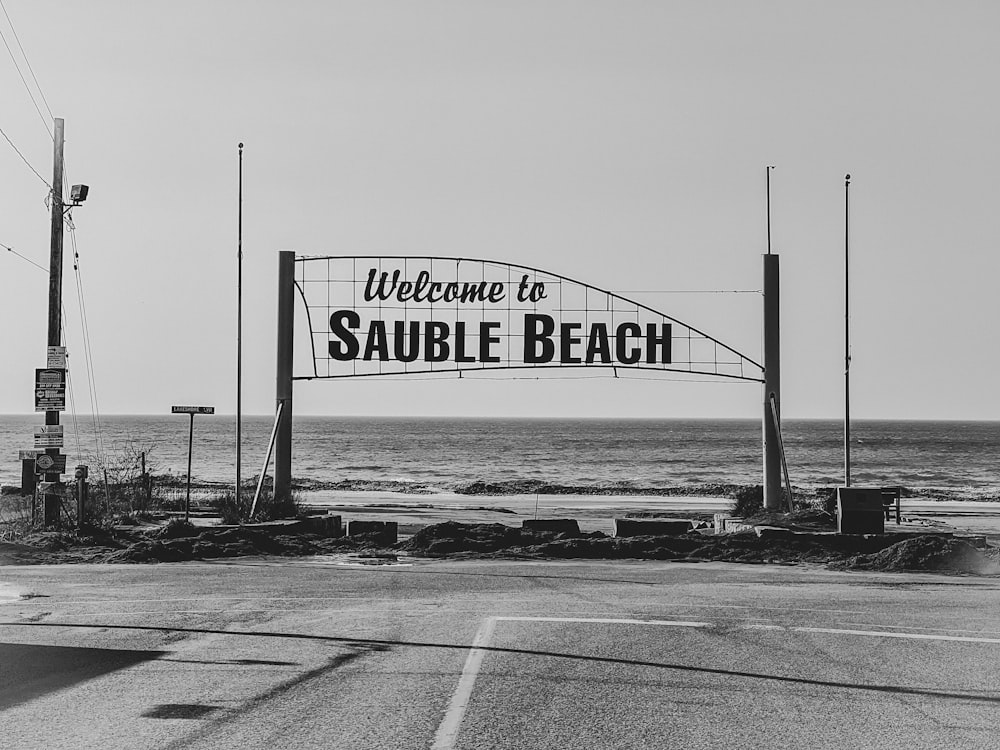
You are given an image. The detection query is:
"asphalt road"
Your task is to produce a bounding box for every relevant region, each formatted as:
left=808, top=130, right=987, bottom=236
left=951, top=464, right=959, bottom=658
left=1, top=556, right=998, bottom=749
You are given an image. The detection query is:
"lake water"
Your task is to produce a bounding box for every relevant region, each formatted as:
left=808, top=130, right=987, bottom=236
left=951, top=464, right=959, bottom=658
left=2, top=415, right=998, bottom=499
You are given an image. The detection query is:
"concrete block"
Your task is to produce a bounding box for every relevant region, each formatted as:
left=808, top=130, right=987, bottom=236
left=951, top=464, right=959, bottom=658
left=522, top=519, right=580, bottom=535
left=613, top=518, right=693, bottom=537
left=304, top=514, right=343, bottom=537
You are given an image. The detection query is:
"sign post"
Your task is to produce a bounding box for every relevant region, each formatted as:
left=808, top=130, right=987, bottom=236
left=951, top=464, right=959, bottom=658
left=19, top=450, right=42, bottom=494
left=172, top=406, right=215, bottom=521
left=274, top=251, right=295, bottom=503
left=762, top=254, right=782, bottom=510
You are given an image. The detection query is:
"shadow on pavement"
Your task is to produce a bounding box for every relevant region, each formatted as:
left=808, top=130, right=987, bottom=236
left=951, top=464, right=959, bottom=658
left=3, top=620, right=996, bottom=706
left=0, top=642, right=164, bottom=711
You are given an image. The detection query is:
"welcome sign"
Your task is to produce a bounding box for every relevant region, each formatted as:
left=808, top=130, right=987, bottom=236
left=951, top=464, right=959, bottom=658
left=292, top=256, right=759, bottom=381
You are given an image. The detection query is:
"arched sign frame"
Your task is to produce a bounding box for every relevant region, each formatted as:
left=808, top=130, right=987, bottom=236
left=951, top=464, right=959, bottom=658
left=290, top=254, right=764, bottom=383
left=272, top=252, right=784, bottom=510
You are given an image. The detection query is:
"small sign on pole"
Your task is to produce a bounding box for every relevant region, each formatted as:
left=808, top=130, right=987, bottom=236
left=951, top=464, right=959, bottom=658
left=35, top=453, right=67, bottom=474
left=34, top=425, right=65, bottom=448
left=172, top=405, right=215, bottom=521
left=34, top=368, right=67, bottom=412
left=47, top=346, right=67, bottom=369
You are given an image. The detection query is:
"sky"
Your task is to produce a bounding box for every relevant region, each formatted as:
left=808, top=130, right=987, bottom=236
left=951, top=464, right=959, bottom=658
left=1, top=0, right=998, bottom=420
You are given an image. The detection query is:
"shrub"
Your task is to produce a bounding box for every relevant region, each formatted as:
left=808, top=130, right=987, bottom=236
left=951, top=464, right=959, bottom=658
left=209, top=486, right=302, bottom=525
left=817, top=488, right=839, bottom=515
left=0, top=493, right=34, bottom=541
left=156, top=518, right=199, bottom=539
left=730, top=485, right=763, bottom=517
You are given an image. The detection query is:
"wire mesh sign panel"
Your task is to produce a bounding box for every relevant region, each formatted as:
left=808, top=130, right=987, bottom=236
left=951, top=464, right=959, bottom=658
left=292, top=256, right=762, bottom=382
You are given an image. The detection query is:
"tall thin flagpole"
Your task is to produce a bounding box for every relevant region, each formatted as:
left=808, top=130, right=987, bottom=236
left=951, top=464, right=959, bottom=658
left=236, top=143, right=244, bottom=500
left=844, top=173, right=851, bottom=487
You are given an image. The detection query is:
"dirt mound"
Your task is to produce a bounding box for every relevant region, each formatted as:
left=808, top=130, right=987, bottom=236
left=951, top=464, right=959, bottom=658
left=403, top=523, right=1000, bottom=574
left=104, top=526, right=374, bottom=563
left=5, top=525, right=373, bottom=564
left=0, top=541, right=52, bottom=565
left=8, top=518, right=998, bottom=575
left=742, top=508, right=837, bottom=531
left=832, top=536, right=999, bottom=574
left=401, top=521, right=583, bottom=554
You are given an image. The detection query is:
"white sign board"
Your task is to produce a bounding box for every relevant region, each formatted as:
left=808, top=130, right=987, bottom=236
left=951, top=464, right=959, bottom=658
left=47, top=346, right=67, bottom=369
left=34, top=425, right=64, bottom=448
left=171, top=406, right=215, bottom=414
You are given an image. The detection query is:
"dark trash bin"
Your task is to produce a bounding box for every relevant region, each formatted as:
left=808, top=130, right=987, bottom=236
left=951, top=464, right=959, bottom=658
left=836, top=487, right=886, bottom=535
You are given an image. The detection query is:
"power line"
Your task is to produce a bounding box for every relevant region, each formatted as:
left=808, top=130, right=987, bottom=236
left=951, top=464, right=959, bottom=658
left=2, top=240, right=47, bottom=272
left=68, top=224, right=106, bottom=464
left=0, top=0, right=52, bottom=138
left=0, top=123, right=51, bottom=189
left=0, top=1, right=53, bottom=120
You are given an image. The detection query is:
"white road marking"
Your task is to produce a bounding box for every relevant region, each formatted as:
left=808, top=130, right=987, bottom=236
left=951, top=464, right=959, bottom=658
left=431, top=616, right=712, bottom=750
left=496, top=616, right=711, bottom=627
left=432, top=616, right=498, bottom=750
left=792, top=626, right=1000, bottom=644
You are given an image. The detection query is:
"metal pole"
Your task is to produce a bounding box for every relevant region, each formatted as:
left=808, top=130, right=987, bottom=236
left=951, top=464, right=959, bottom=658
left=769, top=394, right=794, bottom=512
left=236, top=142, right=243, bottom=501
left=185, top=412, right=194, bottom=521
left=274, top=251, right=295, bottom=502
left=76, top=469, right=87, bottom=530
left=762, top=253, right=781, bottom=510
left=766, top=165, right=774, bottom=254
left=844, top=174, right=851, bottom=487
left=250, top=401, right=284, bottom=518
left=44, top=118, right=65, bottom=527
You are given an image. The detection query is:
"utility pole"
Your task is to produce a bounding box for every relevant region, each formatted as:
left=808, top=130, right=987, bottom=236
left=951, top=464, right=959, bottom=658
left=274, top=251, right=295, bottom=502
left=43, top=118, right=65, bottom=526
left=844, top=173, right=852, bottom=487
left=236, top=143, right=244, bottom=501
left=762, top=165, right=781, bottom=510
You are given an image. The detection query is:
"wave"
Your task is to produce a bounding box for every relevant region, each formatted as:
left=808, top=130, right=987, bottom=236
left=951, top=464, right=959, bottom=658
left=289, top=477, right=1000, bottom=502
left=92, top=472, right=1000, bottom=503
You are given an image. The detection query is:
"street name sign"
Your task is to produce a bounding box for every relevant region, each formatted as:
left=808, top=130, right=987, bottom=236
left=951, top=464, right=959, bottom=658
left=171, top=406, right=215, bottom=414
